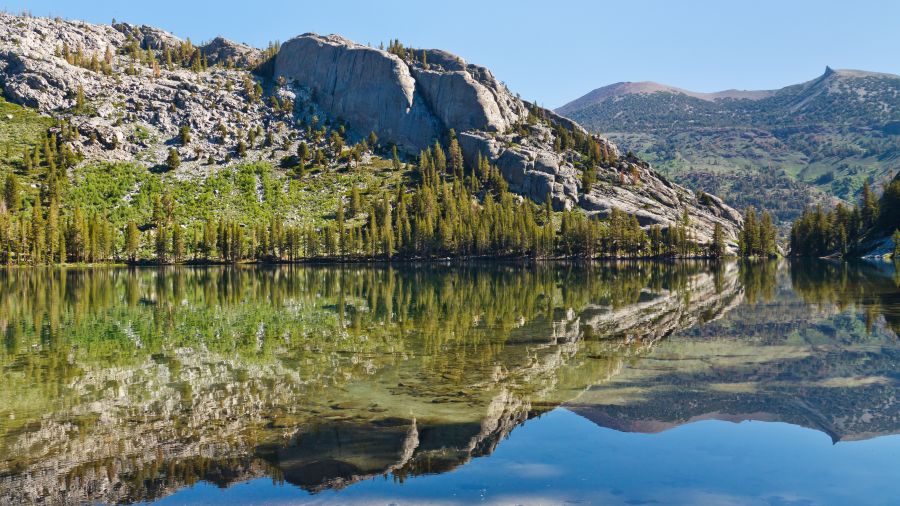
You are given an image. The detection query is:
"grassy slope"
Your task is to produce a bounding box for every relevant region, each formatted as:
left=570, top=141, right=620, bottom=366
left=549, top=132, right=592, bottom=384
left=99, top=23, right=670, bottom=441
left=67, top=158, right=405, bottom=230
left=0, top=97, right=408, bottom=235
left=0, top=97, right=54, bottom=173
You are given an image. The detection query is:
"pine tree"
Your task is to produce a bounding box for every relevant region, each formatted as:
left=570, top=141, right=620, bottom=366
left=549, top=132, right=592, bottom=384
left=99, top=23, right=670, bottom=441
left=336, top=199, right=345, bottom=257
left=711, top=222, right=725, bottom=258
left=155, top=225, right=169, bottom=264
left=381, top=196, right=394, bottom=257
left=4, top=173, right=20, bottom=212
left=172, top=224, right=184, bottom=263
left=367, top=206, right=378, bottom=256
left=448, top=136, right=464, bottom=177
left=581, top=166, right=596, bottom=194
left=70, top=206, right=87, bottom=262
left=47, top=197, right=60, bottom=261
left=740, top=207, right=758, bottom=257
left=203, top=217, right=216, bottom=260
left=433, top=142, right=447, bottom=175
left=125, top=221, right=140, bottom=261
left=58, top=226, right=66, bottom=263
left=30, top=199, right=45, bottom=263
left=862, top=180, right=879, bottom=229
left=23, top=148, right=32, bottom=172
left=75, top=85, right=86, bottom=113
left=179, top=124, right=191, bottom=144
left=166, top=148, right=181, bottom=170
left=760, top=211, right=775, bottom=257
left=349, top=186, right=362, bottom=218
left=391, top=145, right=401, bottom=171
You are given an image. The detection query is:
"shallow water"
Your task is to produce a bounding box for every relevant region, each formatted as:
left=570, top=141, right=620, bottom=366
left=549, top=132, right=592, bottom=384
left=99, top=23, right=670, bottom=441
left=0, top=260, right=897, bottom=505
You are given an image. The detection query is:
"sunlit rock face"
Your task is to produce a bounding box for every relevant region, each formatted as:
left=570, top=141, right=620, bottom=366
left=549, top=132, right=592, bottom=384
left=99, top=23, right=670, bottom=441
left=274, top=34, right=525, bottom=154
left=0, top=13, right=288, bottom=174
left=0, top=263, right=747, bottom=504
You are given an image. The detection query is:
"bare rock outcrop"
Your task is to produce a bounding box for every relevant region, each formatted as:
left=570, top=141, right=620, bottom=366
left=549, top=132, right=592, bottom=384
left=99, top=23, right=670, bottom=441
left=200, top=36, right=263, bottom=67
left=274, top=34, right=442, bottom=152
left=0, top=13, right=302, bottom=174
left=273, top=34, right=527, bottom=153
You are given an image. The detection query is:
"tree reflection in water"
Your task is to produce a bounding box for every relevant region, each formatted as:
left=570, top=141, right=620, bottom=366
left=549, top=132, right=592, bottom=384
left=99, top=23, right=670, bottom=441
left=0, top=260, right=895, bottom=504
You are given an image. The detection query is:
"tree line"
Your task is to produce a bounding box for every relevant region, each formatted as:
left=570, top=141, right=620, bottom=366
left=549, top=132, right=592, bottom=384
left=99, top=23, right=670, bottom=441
left=790, top=178, right=900, bottom=257
left=737, top=207, right=777, bottom=257
left=1, top=127, right=737, bottom=264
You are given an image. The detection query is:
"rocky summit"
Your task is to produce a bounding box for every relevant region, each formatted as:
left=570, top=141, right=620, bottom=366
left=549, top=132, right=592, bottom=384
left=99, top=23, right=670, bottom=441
left=0, top=13, right=742, bottom=249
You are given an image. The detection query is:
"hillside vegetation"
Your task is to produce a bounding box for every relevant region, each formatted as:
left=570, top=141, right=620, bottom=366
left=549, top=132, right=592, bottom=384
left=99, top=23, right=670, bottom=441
left=559, top=68, right=900, bottom=225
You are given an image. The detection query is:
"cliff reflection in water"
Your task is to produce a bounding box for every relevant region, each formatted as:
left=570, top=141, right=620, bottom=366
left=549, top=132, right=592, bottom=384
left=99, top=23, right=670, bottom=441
left=0, top=260, right=896, bottom=504
left=569, top=260, right=900, bottom=441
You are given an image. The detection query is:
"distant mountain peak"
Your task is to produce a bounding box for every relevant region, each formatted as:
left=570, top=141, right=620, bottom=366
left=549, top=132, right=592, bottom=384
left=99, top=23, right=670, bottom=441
left=556, top=80, right=774, bottom=116
left=558, top=67, right=900, bottom=117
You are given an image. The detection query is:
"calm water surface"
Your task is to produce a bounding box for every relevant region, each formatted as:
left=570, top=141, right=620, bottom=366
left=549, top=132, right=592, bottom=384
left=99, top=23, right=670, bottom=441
left=0, top=261, right=898, bottom=505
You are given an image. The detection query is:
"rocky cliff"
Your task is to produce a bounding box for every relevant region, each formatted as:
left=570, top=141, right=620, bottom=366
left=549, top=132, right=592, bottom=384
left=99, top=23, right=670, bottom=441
left=273, top=33, right=743, bottom=245
left=0, top=13, right=742, bottom=248
left=0, top=13, right=297, bottom=174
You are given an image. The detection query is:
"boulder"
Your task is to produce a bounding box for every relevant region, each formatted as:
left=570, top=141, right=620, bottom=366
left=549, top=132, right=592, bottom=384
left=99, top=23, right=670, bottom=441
left=200, top=37, right=263, bottom=68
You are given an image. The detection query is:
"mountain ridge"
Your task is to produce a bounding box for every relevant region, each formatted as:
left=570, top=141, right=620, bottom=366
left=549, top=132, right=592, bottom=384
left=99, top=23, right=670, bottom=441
left=557, top=67, right=900, bottom=226
left=558, top=67, right=900, bottom=113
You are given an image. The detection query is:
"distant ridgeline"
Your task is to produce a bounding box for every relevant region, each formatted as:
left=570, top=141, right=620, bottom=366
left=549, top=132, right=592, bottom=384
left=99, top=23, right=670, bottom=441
left=0, top=12, right=747, bottom=264
left=558, top=67, right=900, bottom=226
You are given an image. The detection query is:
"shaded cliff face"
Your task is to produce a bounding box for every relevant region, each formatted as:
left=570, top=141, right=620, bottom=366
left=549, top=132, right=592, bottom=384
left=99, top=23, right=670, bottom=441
left=273, top=33, right=743, bottom=245
left=274, top=35, right=526, bottom=154
left=0, top=263, right=743, bottom=504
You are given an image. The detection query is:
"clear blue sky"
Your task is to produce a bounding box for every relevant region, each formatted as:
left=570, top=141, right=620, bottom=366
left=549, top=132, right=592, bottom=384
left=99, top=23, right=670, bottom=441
left=4, top=0, right=898, bottom=108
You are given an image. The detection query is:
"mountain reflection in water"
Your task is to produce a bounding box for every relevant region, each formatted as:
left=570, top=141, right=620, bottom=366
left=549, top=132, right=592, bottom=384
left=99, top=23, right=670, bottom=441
left=0, top=260, right=897, bottom=504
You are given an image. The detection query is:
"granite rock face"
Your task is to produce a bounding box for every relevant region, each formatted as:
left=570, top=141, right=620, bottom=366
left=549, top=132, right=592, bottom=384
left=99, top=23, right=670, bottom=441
left=200, top=36, right=263, bottom=67
left=274, top=34, right=441, bottom=153
left=274, top=34, right=527, bottom=153
left=0, top=13, right=301, bottom=175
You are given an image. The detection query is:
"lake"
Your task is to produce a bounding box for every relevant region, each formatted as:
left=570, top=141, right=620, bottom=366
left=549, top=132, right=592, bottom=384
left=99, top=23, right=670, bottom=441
left=1, top=261, right=898, bottom=505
